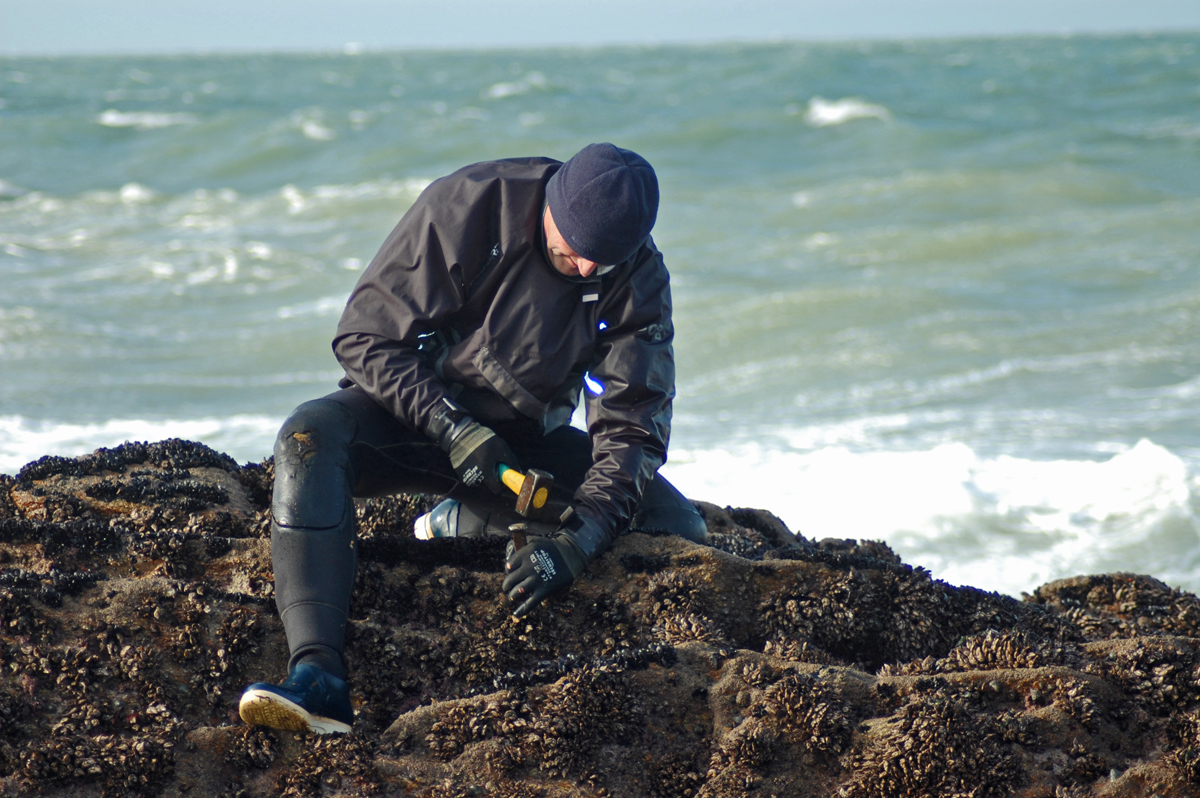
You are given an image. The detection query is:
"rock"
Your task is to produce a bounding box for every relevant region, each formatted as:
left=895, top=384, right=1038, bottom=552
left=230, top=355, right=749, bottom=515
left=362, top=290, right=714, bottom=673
left=0, top=438, right=1196, bottom=796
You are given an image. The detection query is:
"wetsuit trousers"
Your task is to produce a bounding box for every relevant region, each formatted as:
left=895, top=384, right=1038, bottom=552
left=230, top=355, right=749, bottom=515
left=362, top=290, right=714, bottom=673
left=270, top=386, right=706, bottom=678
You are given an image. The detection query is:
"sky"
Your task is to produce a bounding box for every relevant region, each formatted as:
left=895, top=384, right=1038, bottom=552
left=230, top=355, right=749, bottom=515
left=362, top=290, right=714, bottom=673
left=3, top=0, right=1199, bottom=55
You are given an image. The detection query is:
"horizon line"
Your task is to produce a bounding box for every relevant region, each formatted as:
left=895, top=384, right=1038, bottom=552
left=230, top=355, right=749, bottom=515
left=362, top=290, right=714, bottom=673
left=2, top=25, right=1197, bottom=60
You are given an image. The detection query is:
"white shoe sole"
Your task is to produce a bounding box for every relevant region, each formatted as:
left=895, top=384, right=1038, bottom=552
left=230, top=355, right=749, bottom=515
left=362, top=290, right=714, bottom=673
left=412, top=511, right=432, bottom=542
left=414, top=511, right=434, bottom=540
left=238, top=688, right=351, bottom=735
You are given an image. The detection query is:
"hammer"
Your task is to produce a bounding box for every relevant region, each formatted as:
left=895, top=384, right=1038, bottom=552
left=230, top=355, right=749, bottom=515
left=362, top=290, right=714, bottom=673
left=497, top=464, right=553, bottom=520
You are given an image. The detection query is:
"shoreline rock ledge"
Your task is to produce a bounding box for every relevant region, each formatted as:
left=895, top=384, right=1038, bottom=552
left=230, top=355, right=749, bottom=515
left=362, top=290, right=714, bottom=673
left=1, top=438, right=1200, bottom=797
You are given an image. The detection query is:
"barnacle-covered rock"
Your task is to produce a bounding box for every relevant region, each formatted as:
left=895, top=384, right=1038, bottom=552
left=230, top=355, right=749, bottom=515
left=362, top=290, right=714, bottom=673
left=0, top=439, right=1198, bottom=797
left=1031, top=573, right=1200, bottom=640
left=842, top=683, right=1017, bottom=798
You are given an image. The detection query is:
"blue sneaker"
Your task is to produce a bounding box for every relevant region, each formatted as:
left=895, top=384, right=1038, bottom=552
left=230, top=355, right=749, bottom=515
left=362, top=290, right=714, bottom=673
left=414, top=498, right=460, bottom=540
left=238, top=664, right=353, bottom=735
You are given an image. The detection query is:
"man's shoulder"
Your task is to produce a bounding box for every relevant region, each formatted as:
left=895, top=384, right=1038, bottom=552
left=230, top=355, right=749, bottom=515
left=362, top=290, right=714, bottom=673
left=413, top=158, right=562, bottom=220
left=628, top=235, right=669, bottom=285
left=437, top=156, right=561, bottom=190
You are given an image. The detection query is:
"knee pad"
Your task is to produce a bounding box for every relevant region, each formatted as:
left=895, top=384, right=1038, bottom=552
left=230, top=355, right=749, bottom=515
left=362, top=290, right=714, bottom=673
left=273, top=398, right=358, bottom=529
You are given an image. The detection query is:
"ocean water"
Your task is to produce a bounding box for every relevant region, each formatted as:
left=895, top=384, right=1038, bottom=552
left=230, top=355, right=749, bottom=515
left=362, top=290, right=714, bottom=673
left=2, top=34, right=1199, bottom=597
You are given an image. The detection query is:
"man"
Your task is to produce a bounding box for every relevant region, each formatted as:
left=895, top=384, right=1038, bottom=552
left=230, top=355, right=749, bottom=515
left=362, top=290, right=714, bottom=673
left=238, top=143, right=706, bottom=735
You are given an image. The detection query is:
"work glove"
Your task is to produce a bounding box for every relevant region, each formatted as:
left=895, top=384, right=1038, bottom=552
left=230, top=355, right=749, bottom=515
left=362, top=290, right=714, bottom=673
left=502, top=513, right=602, bottom=618
left=502, top=533, right=588, bottom=618
left=429, top=401, right=519, bottom=495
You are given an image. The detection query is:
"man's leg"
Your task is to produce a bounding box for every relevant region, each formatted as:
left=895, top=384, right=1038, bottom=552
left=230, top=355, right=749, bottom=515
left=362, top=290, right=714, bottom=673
left=240, top=396, right=361, bottom=733
left=631, top=475, right=708, bottom=543
left=268, top=397, right=359, bottom=682
left=243, top=386, right=462, bottom=733
left=270, top=387, right=466, bottom=674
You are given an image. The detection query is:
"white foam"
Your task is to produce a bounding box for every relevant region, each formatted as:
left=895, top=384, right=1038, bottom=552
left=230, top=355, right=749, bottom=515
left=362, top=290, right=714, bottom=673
left=6, top=408, right=1198, bottom=597
left=803, top=97, right=891, bottom=127
left=119, top=183, right=156, bottom=204
left=276, top=295, right=346, bottom=319
left=289, top=109, right=336, bottom=141
left=301, top=121, right=335, bottom=141
left=97, top=110, right=197, bottom=130
left=277, top=178, right=431, bottom=214
left=662, top=438, right=1200, bottom=597
left=486, top=82, right=527, bottom=100
left=0, top=179, right=26, bottom=198
left=0, top=415, right=281, bottom=475
left=484, top=72, right=547, bottom=100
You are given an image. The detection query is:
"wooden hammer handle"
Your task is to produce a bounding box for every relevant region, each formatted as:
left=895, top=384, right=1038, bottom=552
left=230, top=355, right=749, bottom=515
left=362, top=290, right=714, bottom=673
left=498, top=463, right=524, bottom=495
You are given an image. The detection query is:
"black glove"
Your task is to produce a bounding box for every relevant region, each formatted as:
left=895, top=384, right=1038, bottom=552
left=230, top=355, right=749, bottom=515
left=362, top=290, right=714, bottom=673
left=429, top=401, right=518, bottom=495
left=502, top=532, right=588, bottom=618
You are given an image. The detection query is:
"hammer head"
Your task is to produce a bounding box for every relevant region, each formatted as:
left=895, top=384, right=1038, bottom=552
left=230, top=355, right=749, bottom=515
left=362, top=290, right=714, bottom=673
left=515, top=468, right=553, bottom=520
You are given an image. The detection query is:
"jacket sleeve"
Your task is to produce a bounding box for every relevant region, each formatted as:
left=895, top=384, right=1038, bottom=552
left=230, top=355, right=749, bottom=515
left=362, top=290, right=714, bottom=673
left=332, top=179, right=471, bottom=437
left=572, top=251, right=675, bottom=554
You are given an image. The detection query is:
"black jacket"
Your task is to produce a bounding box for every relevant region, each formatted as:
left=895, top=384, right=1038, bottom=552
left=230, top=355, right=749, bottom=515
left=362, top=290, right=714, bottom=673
left=333, top=157, right=675, bottom=547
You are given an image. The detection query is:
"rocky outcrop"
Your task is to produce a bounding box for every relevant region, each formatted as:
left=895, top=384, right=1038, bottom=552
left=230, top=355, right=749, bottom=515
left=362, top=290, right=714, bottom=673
left=1, top=439, right=1198, bottom=797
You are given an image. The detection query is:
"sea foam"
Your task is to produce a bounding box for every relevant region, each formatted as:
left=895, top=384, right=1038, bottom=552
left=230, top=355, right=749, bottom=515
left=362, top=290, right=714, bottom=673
left=0, top=415, right=281, bottom=475
left=4, top=412, right=1198, bottom=599
left=662, top=437, right=1200, bottom=597
left=97, top=110, right=198, bottom=130
left=803, top=97, right=892, bottom=127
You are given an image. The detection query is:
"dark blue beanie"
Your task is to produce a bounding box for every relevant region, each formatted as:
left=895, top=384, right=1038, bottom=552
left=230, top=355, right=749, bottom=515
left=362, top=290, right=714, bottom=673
left=546, top=143, right=659, bottom=266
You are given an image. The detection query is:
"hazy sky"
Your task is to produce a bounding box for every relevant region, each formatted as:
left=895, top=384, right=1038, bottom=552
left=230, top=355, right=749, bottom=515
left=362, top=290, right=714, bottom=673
left=3, top=0, right=1199, bottom=55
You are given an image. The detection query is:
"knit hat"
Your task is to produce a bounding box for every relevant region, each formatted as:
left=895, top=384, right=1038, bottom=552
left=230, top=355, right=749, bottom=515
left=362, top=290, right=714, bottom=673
left=545, top=143, right=659, bottom=266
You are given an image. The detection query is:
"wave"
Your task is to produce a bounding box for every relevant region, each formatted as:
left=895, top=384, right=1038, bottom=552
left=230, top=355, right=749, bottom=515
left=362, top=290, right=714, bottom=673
left=802, top=97, right=891, bottom=127
left=483, top=71, right=547, bottom=100
left=5, top=411, right=1199, bottom=598
left=276, top=296, right=347, bottom=319
left=97, top=110, right=198, bottom=130
left=0, top=178, right=430, bottom=286
left=0, top=415, right=281, bottom=475
left=288, top=108, right=337, bottom=141
left=0, top=179, right=26, bottom=199
left=0, top=404, right=589, bottom=478
left=1, top=178, right=431, bottom=222
left=662, top=437, right=1200, bottom=597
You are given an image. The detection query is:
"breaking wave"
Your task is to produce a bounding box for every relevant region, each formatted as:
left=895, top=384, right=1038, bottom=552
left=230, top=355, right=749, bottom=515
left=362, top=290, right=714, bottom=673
left=97, top=110, right=199, bottom=130
left=663, top=437, right=1200, bottom=598
left=802, top=97, right=892, bottom=127
left=0, top=415, right=282, bottom=475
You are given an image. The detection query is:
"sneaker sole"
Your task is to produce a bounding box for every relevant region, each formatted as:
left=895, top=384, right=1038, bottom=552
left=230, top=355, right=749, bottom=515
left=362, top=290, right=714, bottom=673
left=239, top=689, right=351, bottom=735
left=414, top=512, right=434, bottom=540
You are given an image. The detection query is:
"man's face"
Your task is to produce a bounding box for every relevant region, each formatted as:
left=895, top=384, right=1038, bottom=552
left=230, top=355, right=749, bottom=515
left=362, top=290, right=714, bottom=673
left=543, top=205, right=608, bottom=278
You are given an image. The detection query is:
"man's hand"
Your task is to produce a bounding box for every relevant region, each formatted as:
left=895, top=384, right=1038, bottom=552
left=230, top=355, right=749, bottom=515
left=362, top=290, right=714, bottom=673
left=502, top=533, right=588, bottom=618
left=430, top=402, right=519, bottom=494
left=445, top=420, right=519, bottom=494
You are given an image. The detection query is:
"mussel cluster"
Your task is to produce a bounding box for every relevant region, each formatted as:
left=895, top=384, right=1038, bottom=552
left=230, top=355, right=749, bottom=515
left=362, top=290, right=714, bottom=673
left=0, top=441, right=1198, bottom=796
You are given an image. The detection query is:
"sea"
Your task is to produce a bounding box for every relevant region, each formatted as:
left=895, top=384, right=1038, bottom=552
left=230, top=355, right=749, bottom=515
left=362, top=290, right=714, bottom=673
left=2, top=34, right=1199, bottom=598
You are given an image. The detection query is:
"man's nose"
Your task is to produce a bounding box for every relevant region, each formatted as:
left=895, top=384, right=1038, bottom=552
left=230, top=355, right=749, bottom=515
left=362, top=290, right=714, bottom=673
left=576, top=258, right=599, bottom=277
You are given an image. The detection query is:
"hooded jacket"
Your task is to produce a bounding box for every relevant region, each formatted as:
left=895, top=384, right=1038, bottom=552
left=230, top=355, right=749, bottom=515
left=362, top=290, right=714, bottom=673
left=333, top=157, right=675, bottom=548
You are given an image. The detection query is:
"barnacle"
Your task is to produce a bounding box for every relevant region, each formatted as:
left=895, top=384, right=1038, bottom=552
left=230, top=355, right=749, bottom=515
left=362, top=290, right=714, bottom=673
left=880, top=629, right=1060, bottom=676
left=1169, top=711, right=1200, bottom=783
left=0, top=439, right=1195, bottom=797
left=755, top=671, right=852, bottom=758
left=841, top=686, right=1018, bottom=798
left=1029, top=573, right=1200, bottom=640
left=274, top=732, right=380, bottom=797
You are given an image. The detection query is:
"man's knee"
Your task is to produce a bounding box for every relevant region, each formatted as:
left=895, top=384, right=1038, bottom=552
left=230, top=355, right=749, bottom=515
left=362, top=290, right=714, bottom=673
left=273, top=398, right=358, bottom=528
left=634, top=474, right=708, bottom=544
left=634, top=503, right=707, bottom=543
